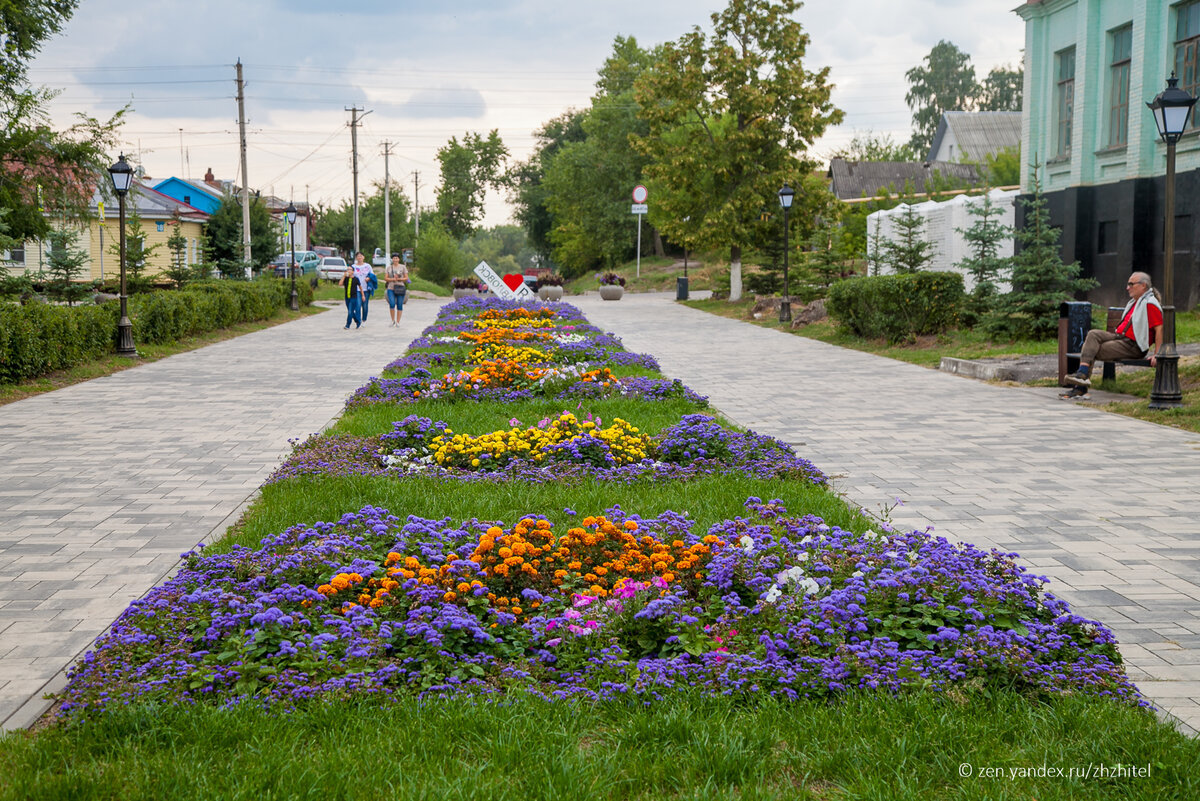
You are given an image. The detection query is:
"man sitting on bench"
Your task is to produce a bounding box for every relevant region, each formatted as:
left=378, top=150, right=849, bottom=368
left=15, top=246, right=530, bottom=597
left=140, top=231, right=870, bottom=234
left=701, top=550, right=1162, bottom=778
left=1065, top=271, right=1162, bottom=388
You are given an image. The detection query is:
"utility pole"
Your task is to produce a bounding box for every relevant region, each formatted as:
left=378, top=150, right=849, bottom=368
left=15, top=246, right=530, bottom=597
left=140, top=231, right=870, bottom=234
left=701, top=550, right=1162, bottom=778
left=236, top=59, right=252, bottom=277
left=382, top=141, right=393, bottom=263
left=412, top=170, right=420, bottom=239
left=345, top=106, right=372, bottom=255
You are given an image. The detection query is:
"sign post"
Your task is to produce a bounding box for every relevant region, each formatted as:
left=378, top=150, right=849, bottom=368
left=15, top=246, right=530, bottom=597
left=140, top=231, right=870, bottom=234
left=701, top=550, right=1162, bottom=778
left=631, top=185, right=648, bottom=278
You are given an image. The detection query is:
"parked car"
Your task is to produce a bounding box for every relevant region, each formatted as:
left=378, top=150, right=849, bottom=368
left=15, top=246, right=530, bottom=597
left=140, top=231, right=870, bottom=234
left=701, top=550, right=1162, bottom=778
left=317, top=256, right=348, bottom=281
left=313, top=246, right=339, bottom=259
left=271, top=250, right=320, bottom=277
left=372, top=247, right=387, bottom=267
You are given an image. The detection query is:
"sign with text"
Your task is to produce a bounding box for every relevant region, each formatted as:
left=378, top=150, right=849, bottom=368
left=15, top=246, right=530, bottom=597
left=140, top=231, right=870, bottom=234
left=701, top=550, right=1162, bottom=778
left=631, top=203, right=648, bottom=214
left=473, top=260, right=535, bottom=302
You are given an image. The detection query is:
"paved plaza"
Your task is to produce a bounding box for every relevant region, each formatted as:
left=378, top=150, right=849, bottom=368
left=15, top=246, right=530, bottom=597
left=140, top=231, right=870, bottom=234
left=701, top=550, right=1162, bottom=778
left=1, top=292, right=1197, bottom=735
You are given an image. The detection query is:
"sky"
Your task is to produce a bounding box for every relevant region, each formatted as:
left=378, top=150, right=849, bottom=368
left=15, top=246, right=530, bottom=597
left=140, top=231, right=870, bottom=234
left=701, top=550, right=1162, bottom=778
left=28, top=0, right=1026, bottom=227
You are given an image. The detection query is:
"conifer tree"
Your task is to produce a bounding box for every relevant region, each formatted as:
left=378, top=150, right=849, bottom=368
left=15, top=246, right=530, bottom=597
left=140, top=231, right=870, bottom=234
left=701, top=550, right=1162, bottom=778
left=984, top=168, right=1096, bottom=339
left=44, top=227, right=92, bottom=305
left=108, top=205, right=160, bottom=293
left=881, top=204, right=936, bottom=273
left=163, top=214, right=192, bottom=288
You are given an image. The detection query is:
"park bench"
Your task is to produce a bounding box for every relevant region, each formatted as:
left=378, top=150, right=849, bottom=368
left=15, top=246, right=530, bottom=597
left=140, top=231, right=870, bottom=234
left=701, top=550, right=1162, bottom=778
left=1057, top=302, right=1154, bottom=386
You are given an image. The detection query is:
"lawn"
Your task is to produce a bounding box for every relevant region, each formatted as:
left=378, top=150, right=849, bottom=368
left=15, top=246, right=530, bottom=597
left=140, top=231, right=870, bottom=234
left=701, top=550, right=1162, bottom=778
left=2, top=295, right=1196, bottom=800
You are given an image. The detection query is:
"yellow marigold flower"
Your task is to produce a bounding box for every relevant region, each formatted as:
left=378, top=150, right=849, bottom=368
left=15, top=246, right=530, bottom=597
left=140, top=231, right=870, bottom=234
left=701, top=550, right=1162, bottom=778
left=457, top=582, right=471, bottom=594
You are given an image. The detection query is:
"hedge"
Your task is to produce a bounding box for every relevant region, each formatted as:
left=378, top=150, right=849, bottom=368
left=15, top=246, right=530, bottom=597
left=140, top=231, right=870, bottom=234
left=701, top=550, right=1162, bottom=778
left=826, top=271, right=964, bottom=343
left=0, top=278, right=312, bottom=384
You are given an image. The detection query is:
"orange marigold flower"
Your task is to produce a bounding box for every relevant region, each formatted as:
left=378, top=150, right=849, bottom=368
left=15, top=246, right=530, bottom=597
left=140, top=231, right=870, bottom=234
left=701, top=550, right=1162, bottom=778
left=457, top=582, right=471, bottom=594
left=511, top=606, right=523, bottom=615
left=317, top=584, right=336, bottom=596
left=443, top=591, right=457, bottom=602
left=624, top=520, right=639, bottom=531
left=486, top=526, right=504, bottom=537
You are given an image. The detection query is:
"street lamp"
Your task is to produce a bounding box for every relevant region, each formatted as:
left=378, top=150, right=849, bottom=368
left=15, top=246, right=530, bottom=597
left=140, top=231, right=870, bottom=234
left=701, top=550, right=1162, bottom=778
left=108, top=154, right=136, bottom=358
left=1146, top=73, right=1197, bottom=409
left=777, top=184, right=795, bottom=323
left=285, top=202, right=299, bottom=311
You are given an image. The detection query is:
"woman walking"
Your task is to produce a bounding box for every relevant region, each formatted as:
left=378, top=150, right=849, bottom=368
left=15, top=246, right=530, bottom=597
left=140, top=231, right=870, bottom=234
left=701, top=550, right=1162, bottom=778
left=339, top=251, right=367, bottom=329
left=385, top=253, right=410, bottom=327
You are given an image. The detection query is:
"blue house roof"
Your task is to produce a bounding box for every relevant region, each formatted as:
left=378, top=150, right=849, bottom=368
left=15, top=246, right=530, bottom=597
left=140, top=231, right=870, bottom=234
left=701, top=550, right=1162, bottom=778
left=152, top=177, right=225, bottom=215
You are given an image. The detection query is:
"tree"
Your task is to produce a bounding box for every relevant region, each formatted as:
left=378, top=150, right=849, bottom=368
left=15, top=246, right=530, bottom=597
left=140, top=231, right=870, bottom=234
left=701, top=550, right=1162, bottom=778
left=1, top=1, right=80, bottom=101
left=881, top=204, right=936, bottom=274
left=435, top=130, right=508, bottom=240
left=108, top=204, right=160, bottom=292
left=983, top=145, right=1021, bottom=186
left=413, top=220, right=467, bottom=287
left=44, top=225, right=92, bottom=304
left=905, top=41, right=978, bottom=156
left=508, top=111, right=587, bottom=264
left=163, top=213, right=193, bottom=288
left=541, top=36, right=660, bottom=276
left=830, top=131, right=917, bottom=162
left=204, top=194, right=274, bottom=273
left=313, top=182, right=413, bottom=258
left=634, top=0, right=842, bottom=301
left=956, top=193, right=1011, bottom=292
left=978, top=65, right=1024, bottom=112
left=984, top=167, right=1097, bottom=339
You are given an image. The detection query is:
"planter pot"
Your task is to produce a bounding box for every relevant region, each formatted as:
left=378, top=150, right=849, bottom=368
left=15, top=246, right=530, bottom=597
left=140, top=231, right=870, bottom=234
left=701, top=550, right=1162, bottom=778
left=538, top=286, right=564, bottom=301
left=453, top=288, right=477, bottom=299
left=599, top=285, right=624, bottom=301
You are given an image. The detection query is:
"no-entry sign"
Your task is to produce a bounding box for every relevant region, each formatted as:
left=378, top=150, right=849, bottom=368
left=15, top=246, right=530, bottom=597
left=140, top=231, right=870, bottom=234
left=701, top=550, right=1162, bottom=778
left=632, top=185, right=648, bottom=203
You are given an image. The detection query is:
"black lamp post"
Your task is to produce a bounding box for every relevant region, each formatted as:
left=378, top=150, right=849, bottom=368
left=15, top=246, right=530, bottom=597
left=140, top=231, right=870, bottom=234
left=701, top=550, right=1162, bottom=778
left=1146, top=73, right=1196, bottom=409
left=777, top=184, right=795, bottom=323
left=285, top=202, right=299, bottom=311
left=108, top=154, right=136, bottom=358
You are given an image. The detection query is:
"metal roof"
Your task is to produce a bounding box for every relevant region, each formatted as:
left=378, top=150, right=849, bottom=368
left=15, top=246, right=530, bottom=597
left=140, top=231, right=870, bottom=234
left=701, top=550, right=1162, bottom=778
left=926, top=111, right=1023, bottom=163
left=826, top=158, right=983, bottom=201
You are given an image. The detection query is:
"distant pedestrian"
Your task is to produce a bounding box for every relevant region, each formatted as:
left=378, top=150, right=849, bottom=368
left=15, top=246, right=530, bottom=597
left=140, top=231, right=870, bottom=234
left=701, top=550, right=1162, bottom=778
left=385, top=254, right=410, bottom=327
left=1064, top=271, right=1162, bottom=388
left=339, top=251, right=367, bottom=329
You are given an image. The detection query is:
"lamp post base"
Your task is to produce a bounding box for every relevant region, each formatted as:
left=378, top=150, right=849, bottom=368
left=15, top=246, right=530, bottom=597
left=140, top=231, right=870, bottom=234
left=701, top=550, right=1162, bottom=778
left=290, top=287, right=299, bottom=311
left=1149, top=306, right=1182, bottom=409
left=778, top=298, right=792, bottom=323
left=117, top=316, right=137, bottom=358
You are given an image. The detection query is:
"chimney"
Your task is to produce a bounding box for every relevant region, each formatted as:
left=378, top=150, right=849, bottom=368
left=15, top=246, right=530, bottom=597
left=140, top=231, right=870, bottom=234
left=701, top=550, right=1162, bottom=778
left=204, top=167, right=217, bottom=186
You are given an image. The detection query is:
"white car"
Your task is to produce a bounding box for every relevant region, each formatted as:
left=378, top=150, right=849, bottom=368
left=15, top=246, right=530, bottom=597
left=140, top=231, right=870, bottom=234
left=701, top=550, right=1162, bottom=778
left=318, top=256, right=348, bottom=281
left=372, top=247, right=387, bottom=267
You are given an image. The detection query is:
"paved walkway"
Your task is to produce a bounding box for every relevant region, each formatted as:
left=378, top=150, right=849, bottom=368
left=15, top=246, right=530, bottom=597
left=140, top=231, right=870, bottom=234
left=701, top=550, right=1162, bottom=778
left=2, top=292, right=1197, bottom=735
left=0, top=299, right=442, bottom=731
left=572, top=292, right=1200, bottom=735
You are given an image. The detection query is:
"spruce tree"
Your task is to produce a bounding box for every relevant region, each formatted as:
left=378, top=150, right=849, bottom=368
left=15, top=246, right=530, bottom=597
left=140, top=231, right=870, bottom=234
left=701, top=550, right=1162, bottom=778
left=955, top=192, right=1013, bottom=322
left=108, top=205, right=160, bottom=293
left=881, top=204, right=936, bottom=273
left=44, top=227, right=92, bottom=305
left=163, top=214, right=192, bottom=288
left=984, top=168, right=1096, bottom=339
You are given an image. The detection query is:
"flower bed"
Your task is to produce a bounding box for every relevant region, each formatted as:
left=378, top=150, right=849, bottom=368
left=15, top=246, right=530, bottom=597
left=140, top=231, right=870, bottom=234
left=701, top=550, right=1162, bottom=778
left=52, top=294, right=1145, bottom=721
left=57, top=499, right=1138, bottom=717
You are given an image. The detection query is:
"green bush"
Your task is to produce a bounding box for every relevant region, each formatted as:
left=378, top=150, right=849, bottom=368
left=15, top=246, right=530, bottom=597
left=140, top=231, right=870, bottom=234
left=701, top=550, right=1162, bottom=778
left=0, top=278, right=312, bottom=384
left=826, top=271, right=964, bottom=343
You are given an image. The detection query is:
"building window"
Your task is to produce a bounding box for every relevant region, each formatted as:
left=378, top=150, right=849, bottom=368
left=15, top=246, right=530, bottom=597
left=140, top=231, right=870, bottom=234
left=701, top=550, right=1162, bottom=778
left=1098, top=221, right=1119, bottom=254
left=4, top=245, right=25, bottom=266
left=1055, top=47, right=1076, bottom=157
left=1108, top=26, right=1132, bottom=147
left=1176, top=0, right=1200, bottom=125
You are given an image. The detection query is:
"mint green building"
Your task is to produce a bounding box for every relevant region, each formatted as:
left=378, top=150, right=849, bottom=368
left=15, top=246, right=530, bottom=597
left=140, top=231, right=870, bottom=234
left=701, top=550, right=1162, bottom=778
left=1016, top=0, right=1200, bottom=308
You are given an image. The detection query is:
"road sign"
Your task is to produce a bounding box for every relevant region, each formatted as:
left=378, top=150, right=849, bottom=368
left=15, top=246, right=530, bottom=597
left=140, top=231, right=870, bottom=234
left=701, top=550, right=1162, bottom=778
left=631, top=203, right=648, bottom=214
left=632, top=185, right=648, bottom=203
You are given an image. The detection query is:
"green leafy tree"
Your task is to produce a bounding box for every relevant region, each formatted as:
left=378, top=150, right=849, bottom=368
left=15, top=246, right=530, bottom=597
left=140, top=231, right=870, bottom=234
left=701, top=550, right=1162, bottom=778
left=1, top=1, right=80, bottom=100
left=460, top=225, right=535, bottom=273
left=543, top=36, right=660, bottom=276
left=436, top=130, right=508, bottom=240
left=204, top=194, right=274, bottom=273
left=984, top=168, right=1097, bottom=339
left=312, top=182, right=413, bottom=258
left=830, top=131, right=917, bottom=162
left=634, top=0, right=843, bottom=301
left=44, top=225, right=92, bottom=304
left=108, top=204, right=160, bottom=292
left=978, top=65, right=1024, bottom=112
left=905, top=40, right=978, bottom=156
left=881, top=204, right=936, bottom=274
left=983, top=145, right=1021, bottom=186
left=507, top=111, right=587, bottom=264
left=413, top=221, right=467, bottom=287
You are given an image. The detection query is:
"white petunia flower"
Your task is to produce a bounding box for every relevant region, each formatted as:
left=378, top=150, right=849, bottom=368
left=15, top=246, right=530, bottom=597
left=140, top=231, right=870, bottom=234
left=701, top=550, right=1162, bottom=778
left=739, top=535, right=755, bottom=554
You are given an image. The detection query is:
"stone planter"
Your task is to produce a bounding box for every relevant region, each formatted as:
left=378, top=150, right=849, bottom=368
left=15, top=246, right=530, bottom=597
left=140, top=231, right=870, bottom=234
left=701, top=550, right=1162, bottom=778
left=452, top=288, right=476, bottom=299
left=599, top=285, right=624, bottom=301
left=538, top=285, right=564, bottom=301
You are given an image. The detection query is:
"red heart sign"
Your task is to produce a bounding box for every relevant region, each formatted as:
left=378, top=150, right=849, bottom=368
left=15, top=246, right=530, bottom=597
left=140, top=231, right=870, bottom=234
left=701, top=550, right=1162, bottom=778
left=502, top=273, right=525, bottom=291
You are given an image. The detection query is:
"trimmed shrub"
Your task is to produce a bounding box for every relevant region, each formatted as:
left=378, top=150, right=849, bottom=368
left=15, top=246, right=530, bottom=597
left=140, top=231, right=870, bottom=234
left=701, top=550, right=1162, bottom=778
left=0, top=278, right=312, bottom=384
left=826, top=271, right=964, bottom=343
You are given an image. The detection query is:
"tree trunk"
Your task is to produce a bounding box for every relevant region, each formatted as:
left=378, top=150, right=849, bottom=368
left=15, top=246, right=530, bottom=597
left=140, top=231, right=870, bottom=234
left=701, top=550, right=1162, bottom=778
left=653, top=229, right=665, bottom=258
left=729, top=244, right=743, bottom=301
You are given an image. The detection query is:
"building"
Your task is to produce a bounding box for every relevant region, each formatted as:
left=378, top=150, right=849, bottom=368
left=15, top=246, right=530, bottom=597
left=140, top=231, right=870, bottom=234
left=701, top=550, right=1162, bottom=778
left=926, top=111, right=1023, bottom=164
left=1016, top=0, right=1200, bottom=308
left=827, top=158, right=983, bottom=202
left=2, top=181, right=208, bottom=281
left=153, top=168, right=228, bottom=215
